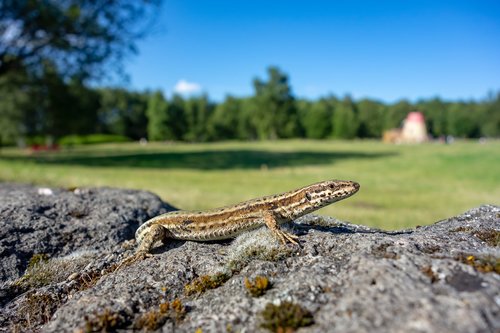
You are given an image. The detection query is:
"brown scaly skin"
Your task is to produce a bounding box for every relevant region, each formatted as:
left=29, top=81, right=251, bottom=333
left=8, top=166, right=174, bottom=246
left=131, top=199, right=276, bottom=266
left=118, top=180, right=360, bottom=268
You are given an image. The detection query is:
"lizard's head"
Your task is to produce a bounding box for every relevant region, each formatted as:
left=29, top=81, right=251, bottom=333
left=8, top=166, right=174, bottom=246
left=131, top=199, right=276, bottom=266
left=302, top=180, right=360, bottom=209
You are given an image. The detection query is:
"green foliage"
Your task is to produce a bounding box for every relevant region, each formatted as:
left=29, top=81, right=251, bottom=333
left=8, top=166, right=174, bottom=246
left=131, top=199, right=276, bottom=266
left=0, top=0, right=162, bottom=80
left=58, top=134, right=130, bottom=146
left=384, top=99, right=412, bottom=130
left=480, top=93, right=500, bottom=137
left=332, top=96, right=358, bottom=139
left=0, top=0, right=497, bottom=145
left=0, top=65, right=101, bottom=143
left=97, top=88, right=149, bottom=140
left=447, top=102, right=481, bottom=138
left=357, top=99, right=385, bottom=138
left=0, top=0, right=160, bottom=146
left=237, top=97, right=259, bottom=140
left=0, top=72, right=31, bottom=145
left=417, top=98, right=448, bottom=137
left=253, top=67, right=300, bottom=139
left=167, top=94, right=188, bottom=141
left=208, top=96, right=241, bottom=140
left=183, top=94, right=214, bottom=142
left=146, top=91, right=171, bottom=141
left=299, top=98, right=333, bottom=139
left=1, top=62, right=499, bottom=146
left=42, top=69, right=100, bottom=138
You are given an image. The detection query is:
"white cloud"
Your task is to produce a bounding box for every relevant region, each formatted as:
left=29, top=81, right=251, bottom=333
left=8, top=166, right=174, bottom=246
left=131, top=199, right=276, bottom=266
left=173, top=79, right=202, bottom=95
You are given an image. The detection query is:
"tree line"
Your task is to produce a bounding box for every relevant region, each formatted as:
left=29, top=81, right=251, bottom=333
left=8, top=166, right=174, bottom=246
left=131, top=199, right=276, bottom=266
left=2, top=66, right=499, bottom=146
left=1, top=2, right=498, bottom=145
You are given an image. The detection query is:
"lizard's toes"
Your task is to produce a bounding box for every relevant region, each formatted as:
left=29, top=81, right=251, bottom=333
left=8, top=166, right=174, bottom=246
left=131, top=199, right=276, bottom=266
left=115, top=251, right=151, bottom=271
left=283, top=233, right=299, bottom=245
left=275, top=230, right=299, bottom=245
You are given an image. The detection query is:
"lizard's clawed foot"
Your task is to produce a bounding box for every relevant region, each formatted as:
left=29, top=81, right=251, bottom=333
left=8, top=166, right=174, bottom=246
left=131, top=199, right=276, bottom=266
left=115, top=251, right=152, bottom=271
left=274, top=229, right=300, bottom=245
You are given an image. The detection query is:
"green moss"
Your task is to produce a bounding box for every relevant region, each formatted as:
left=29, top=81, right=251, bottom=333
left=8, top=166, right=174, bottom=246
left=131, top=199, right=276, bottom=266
left=449, top=226, right=474, bottom=233
left=184, top=272, right=231, bottom=296
left=134, top=299, right=186, bottom=330
left=420, top=266, right=438, bottom=283
left=84, top=309, right=126, bottom=332
left=27, top=253, right=49, bottom=269
left=450, top=227, right=499, bottom=247
left=472, top=229, right=500, bottom=247
left=159, top=302, right=169, bottom=313
left=13, top=252, right=113, bottom=292
left=419, top=244, right=441, bottom=254
left=371, top=243, right=399, bottom=259
left=170, top=299, right=186, bottom=321
left=134, top=310, right=168, bottom=331
left=11, top=253, right=113, bottom=330
left=17, top=292, right=62, bottom=329
left=260, top=301, right=314, bottom=332
left=457, top=254, right=500, bottom=274
left=14, top=254, right=55, bottom=290
left=244, top=276, right=271, bottom=297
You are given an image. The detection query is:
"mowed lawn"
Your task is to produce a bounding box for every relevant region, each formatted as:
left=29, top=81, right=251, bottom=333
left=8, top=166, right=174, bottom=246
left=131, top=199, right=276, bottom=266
left=0, top=139, right=498, bottom=229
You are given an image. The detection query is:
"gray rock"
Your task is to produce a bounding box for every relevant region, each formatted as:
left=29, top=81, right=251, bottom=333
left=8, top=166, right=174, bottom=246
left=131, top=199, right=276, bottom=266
left=0, top=183, right=174, bottom=284
left=0, top=184, right=498, bottom=333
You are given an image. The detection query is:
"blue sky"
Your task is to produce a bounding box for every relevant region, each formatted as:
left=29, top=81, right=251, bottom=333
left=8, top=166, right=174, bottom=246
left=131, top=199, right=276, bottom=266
left=125, top=0, right=500, bottom=102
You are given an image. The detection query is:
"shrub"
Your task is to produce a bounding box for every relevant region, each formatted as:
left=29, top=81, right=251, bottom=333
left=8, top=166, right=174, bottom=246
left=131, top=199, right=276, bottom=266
left=58, top=134, right=130, bottom=146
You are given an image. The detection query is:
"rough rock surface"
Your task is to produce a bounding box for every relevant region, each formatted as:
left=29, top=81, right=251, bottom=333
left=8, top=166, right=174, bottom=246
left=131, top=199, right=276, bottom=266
left=0, top=183, right=498, bottom=333
left=0, top=183, right=175, bottom=283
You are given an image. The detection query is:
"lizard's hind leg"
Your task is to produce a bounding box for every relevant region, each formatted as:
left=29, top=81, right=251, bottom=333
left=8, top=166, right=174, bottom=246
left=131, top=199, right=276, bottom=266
left=136, top=224, right=167, bottom=254
left=116, top=224, right=166, bottom=271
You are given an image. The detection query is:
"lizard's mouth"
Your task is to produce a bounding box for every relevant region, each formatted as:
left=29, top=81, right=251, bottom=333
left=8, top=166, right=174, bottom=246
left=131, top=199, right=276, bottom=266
left=352, top=181, right=360, bottom=191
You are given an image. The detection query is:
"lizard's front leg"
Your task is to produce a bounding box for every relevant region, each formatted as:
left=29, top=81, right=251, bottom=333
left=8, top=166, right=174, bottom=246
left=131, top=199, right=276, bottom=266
left=262, top=211, right=299, bottom=245
left=116, top=224, right=166, bottom=270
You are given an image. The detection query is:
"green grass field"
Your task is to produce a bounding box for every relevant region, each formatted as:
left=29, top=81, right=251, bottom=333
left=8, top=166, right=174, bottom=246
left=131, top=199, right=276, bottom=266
left=1, top=140, right=499, bottom=229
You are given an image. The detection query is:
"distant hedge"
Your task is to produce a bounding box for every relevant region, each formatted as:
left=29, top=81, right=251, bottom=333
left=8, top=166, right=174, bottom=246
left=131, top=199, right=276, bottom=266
left=58, top=134, right=130, bottom=146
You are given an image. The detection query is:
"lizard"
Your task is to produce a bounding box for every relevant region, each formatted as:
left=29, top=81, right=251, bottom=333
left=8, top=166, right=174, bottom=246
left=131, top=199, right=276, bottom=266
left=118, top=179, right=360, bottom=268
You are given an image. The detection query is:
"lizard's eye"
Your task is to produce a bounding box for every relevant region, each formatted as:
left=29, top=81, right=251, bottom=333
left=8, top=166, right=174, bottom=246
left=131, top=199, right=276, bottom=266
left=305, top=192, right=312, bottom=201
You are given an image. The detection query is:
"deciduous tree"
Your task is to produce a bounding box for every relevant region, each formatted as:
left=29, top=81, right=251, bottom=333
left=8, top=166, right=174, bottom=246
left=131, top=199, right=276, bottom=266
left=0, top=0, right=162, bottom=79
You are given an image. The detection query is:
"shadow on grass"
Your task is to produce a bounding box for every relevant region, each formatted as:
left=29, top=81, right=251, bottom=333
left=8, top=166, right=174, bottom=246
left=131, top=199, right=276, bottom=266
left=1, top=149, right=396, bottom=170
